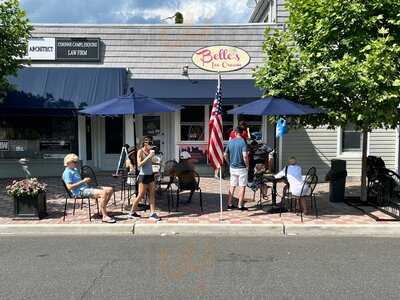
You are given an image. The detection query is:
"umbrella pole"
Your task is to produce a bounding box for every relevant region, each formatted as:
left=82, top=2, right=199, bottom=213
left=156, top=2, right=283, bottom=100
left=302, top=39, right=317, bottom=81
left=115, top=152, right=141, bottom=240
left=133, top=114, right=138, bottom=195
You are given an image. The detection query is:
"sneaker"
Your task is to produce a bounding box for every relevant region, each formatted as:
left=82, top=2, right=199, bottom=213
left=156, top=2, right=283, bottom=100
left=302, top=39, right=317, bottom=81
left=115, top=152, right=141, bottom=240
left=239, top=206, right=248, bottom=211
left=227, top=204, right=238, bottom=210
left=149, top=213, right=161, bottom=221
left=127, top=212, right=141, bottom=219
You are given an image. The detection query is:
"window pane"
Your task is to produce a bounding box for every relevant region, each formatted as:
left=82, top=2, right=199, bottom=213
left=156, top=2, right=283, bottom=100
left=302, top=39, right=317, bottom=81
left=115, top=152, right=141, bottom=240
left=180, top=125, right=205, bottom=141
left=238, top=115, right=262, bottom=123
left=0, top=116, right=78, bottom=159
left=143, top=116, right=161, bottom=136
left=238, top=114, right=263, bottom=140
left=180, top=106, right=205, bottom=141
left=181, top=106, right=204, bottom=123
left=342, top=131, right=361, bottom=151
left=342, top=124, right=361, bottom=151
left=105, top=117, right=123, bottom=154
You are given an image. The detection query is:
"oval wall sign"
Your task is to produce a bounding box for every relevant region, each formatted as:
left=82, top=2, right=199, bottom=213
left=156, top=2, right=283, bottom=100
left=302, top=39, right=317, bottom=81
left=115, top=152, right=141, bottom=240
left=192, top=45, right=251, bottom=73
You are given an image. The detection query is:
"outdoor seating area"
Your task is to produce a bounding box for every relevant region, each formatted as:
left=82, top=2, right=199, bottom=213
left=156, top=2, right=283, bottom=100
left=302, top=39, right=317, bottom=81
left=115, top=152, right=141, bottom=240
left=0, top=174, right=396, bottom=225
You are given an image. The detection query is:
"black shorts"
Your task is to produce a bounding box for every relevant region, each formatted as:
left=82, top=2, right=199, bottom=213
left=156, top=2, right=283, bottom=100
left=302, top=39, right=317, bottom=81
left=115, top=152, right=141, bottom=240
left=138, top=174, right=154, bottom=184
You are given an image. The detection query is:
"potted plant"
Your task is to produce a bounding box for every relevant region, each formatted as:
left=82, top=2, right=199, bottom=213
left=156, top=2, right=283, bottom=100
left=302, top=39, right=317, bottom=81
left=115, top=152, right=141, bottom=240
left=6, top=178, right=47, bottom=220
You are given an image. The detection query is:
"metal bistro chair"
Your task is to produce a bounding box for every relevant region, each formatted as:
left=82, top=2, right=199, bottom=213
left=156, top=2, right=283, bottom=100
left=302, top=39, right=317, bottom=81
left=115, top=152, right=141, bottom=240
left=295, top=167, right=318, bottom=222
left=157, top=159, right=178, bottom=212
left=280, top=167, right=319, bottom=222
left=81, top=165, right=116, bottom=206
left=176, top=170, right=203, bottom=212
left=61, top=178, right=99, bottom=222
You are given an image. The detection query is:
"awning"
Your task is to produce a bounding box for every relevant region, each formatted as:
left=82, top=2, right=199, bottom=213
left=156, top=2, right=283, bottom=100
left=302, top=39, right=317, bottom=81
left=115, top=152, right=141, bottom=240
left=131, top=79, right=263, bottom=105
left=1, top=67, right=126, bottom=115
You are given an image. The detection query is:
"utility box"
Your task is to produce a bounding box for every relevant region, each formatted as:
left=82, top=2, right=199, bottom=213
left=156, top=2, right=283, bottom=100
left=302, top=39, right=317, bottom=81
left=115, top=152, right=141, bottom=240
left=325, top=159, right=347, bottom=202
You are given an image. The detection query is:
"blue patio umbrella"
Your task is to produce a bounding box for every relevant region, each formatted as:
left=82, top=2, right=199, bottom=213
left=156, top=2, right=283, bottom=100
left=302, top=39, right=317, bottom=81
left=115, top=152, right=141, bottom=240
left=227, top=96, right=324, bottom=116
left=79, top=90, right=182, bottom=175
left=227, top=96, right=324, bottom=171
left=80, top=93, right=181, bottom=116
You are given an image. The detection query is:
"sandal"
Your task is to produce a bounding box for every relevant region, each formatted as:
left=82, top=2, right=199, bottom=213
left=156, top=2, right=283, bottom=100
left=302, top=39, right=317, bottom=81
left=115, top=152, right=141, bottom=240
left=102, top=217, right=116, bottom=223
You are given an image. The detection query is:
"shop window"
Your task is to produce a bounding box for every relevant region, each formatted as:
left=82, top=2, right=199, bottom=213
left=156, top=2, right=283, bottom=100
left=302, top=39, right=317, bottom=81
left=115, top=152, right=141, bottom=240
left=342, top=124, right=362, bottom=152
left=180, top=106, right=205, bottom=141
left=0, top=116, right=78, bottom=159
left=238, top=114, right=263, bottom=141
left=209, top=105, right=234, bottom=140
left=105, top=117, right=123, bottom=154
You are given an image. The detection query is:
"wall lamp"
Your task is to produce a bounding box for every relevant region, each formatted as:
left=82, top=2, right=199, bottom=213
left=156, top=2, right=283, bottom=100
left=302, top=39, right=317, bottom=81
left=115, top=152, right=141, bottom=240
left=182, top=64, right=189, bottom=76
left=181, top=64, right=198, bottom=84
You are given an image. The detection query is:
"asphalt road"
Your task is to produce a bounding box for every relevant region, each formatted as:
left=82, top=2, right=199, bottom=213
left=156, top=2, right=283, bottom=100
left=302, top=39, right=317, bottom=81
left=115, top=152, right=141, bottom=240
left=0, top=235, right=399, bottom=300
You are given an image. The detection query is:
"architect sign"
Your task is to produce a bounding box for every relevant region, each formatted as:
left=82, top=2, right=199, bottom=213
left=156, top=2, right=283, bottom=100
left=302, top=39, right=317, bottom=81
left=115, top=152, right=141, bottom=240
left=25, top=38, right=56, bottom=60
left=192, top=45, right=251, bottom=72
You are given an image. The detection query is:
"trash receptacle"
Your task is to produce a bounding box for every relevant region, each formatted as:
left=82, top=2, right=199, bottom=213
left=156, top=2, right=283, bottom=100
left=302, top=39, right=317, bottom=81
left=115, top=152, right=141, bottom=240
left=325, top=159, right=347, bottom=202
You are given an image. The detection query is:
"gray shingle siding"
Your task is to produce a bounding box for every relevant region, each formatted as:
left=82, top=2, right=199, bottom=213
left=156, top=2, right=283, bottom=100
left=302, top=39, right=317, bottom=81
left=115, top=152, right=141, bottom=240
left=31, top=24, right=283, bottom=79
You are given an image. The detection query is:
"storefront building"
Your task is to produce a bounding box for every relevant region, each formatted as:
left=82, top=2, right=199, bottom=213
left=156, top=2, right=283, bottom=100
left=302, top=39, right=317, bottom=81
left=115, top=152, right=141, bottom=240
left=0, top=23, right=282, bottom=178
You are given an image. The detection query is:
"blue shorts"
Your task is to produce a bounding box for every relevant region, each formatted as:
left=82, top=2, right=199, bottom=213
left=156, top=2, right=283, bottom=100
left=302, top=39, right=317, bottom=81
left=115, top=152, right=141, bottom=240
left=80, top=187, right=100, bottom=198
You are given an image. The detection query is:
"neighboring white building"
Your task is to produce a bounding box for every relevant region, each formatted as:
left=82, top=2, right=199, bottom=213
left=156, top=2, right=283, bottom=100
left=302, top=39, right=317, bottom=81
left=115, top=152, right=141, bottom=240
left=249, top=0, right=399, bottom=178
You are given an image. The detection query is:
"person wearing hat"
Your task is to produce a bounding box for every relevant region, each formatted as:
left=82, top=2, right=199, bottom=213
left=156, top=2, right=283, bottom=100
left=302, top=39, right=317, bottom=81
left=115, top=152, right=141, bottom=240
left=274, top=157, right=310, bottom=214
left=127, top=136, right=161, bottom=221
left=224, top=126, right=249, bottom=210
left=62, top=153, right=115, bottom=223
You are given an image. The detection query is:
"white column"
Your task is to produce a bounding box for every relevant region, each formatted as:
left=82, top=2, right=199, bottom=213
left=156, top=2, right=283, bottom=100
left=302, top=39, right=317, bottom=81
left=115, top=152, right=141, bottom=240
left=124, top=115, right=135, bottom=146
left=78, top=115, right=87, bottom=164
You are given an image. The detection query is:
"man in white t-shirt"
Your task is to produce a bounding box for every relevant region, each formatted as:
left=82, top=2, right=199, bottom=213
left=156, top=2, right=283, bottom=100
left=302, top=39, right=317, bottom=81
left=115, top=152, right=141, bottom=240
left=275, top=157, right=310, bottom=214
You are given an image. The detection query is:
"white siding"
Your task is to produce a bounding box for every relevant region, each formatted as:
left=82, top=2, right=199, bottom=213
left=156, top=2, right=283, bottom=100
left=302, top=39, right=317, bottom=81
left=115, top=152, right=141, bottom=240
left=369, top=129, right=397, bottom=170
left=281, top=127, right=337, bottom=179
left=276, top=0, right=289, bottom=23
left=281, top=127, right=397, bottom=180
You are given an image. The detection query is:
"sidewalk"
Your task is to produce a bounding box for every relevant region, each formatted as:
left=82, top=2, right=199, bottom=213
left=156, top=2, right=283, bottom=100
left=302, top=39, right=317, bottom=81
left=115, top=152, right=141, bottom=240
left=1, top=175, right=397, bottom=231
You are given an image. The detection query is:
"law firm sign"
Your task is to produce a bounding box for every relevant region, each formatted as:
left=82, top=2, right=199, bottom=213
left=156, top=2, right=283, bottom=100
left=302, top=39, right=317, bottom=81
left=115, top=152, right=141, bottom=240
left=192, top=45, right=250, bottom=73
left=56, top=38, right=100, bottom=61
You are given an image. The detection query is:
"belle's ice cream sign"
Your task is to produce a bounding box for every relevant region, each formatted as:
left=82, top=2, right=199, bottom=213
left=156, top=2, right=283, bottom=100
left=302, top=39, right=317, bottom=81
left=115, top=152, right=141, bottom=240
left=192, top=45, right=250, bottom=72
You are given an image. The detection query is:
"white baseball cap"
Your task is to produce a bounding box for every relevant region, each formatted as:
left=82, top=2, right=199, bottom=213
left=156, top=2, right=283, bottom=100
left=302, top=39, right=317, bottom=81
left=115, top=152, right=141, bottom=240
left=180, top=151, right=191, bottom=160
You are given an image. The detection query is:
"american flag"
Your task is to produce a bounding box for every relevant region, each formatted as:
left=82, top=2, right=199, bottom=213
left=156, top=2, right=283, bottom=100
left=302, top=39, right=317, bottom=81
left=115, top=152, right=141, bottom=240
left=207, top=81, right=223, bottom=170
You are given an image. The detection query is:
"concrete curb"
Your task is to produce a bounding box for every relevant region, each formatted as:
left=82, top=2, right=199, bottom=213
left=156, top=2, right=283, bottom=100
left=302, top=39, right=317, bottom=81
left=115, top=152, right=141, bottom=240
left=0, top=224, right=134, bottom=235
left=0, top=223, right=399, bottom=236
left=133, top=223, right=284, bottom=236
left=284, top=224, right=400, bottom=236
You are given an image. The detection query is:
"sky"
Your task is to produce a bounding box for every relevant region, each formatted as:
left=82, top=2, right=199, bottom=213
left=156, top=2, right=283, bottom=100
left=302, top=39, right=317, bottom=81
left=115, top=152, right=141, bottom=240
left=20, top=0, right=256, bottom=24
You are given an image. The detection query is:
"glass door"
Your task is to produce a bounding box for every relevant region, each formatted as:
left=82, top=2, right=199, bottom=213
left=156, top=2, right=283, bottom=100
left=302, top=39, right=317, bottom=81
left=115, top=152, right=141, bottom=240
left=142, top=115, right=164, bottom=154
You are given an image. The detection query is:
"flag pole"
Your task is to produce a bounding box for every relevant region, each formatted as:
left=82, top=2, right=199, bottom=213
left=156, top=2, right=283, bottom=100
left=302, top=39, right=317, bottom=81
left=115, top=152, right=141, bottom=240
left=218, top=72, right=223, bottom=221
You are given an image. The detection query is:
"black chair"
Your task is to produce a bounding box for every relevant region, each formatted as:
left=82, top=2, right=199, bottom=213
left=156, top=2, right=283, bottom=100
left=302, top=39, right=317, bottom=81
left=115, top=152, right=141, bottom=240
left=280, top=167, right=319, bottom=222
left=294, top=167, right=318, bottom=222
left=81, top=165, right=116, bottom=205
left=175, top=170, right=203, bottom=212
left=157, top=160, right=178, bottom=212
left=61, top=178, right=99, bottom=222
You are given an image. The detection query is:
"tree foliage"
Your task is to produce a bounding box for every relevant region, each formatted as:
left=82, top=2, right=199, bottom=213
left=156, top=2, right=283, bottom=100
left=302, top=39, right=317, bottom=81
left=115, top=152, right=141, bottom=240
left=254, top=0, right=400, bottom=131
left=0, top=0, right=32, bottom=92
